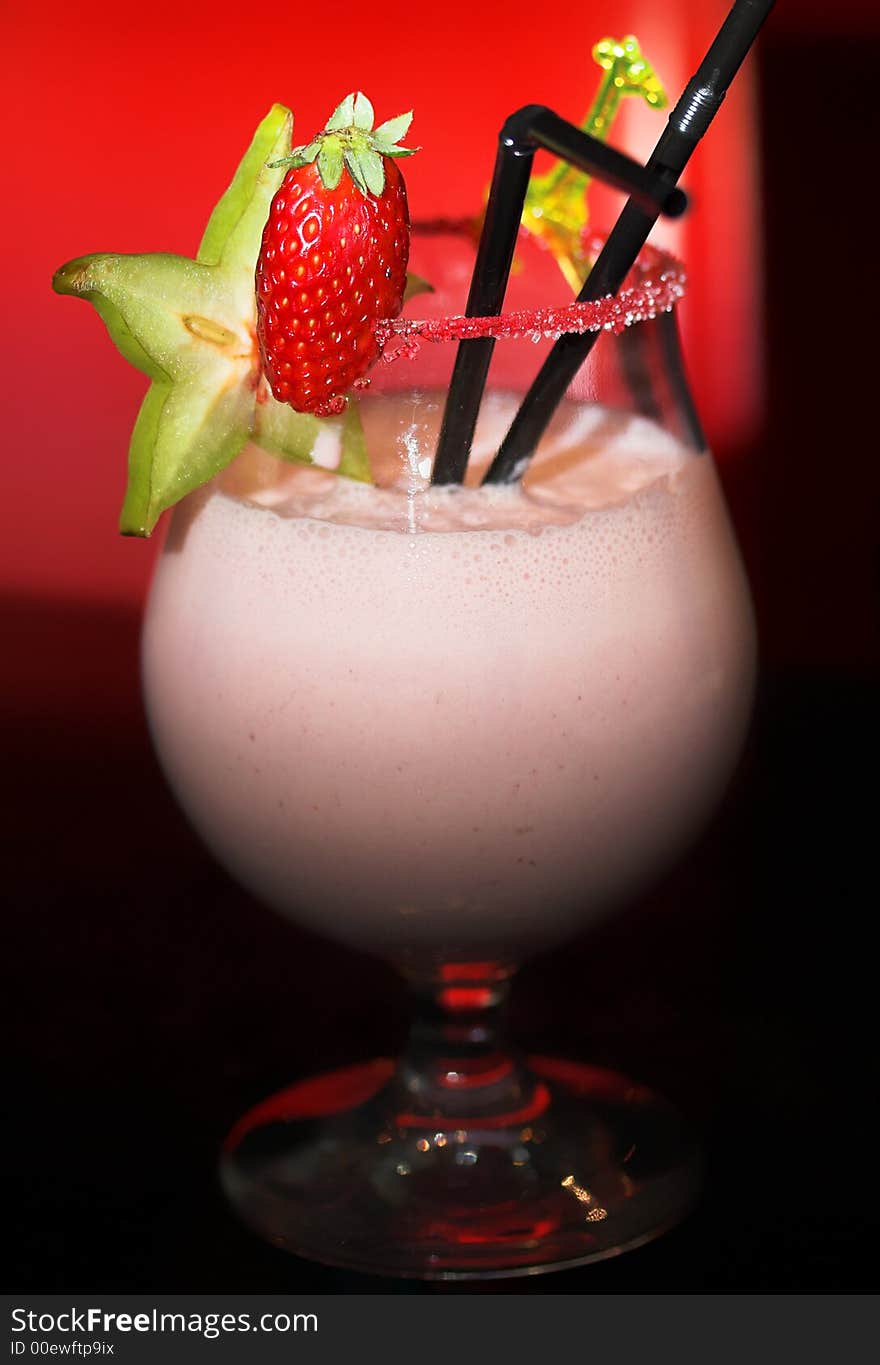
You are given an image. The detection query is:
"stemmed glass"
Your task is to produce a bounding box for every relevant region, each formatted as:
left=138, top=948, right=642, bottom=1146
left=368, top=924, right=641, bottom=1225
left=141, top=226, right=755, bottom=1278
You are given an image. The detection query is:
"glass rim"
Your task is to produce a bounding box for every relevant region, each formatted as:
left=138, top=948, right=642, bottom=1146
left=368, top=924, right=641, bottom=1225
left=374, top=225, right=686, bottom=364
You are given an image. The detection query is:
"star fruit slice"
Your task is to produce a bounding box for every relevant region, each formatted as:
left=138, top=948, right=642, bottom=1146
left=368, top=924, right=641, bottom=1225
left=52, top=104, right=371, bottom=537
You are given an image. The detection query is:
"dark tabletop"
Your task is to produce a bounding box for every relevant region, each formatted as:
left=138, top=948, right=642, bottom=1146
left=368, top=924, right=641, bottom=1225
left=3, top=597, right=876, bottom=1294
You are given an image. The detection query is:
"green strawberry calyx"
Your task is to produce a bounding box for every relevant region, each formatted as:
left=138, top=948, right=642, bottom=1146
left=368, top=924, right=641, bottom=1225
left=51, top=103, right=380, bottom=538
left=269, top=92, right=418, bottom=196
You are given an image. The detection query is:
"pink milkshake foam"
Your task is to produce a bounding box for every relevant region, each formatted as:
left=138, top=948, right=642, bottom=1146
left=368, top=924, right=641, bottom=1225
left=142, top=393, right=755, bottom=965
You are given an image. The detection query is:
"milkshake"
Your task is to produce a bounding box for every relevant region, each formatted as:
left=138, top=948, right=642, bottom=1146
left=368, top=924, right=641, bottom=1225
left=142, top=392, right=755, bottom=964
left=52, top=63, right=769, bottom=1272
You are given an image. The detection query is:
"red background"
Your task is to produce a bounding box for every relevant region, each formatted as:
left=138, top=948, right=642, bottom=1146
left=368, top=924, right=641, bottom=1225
left=2, top=0, right=769, bottom=602
left=5, top=0, right=878, bottom=678
left=5, top=0, right=877, bottom=674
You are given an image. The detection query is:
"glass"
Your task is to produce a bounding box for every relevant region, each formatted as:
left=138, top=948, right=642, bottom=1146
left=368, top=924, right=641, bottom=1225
left=141, top=228, right=755, bottom=1278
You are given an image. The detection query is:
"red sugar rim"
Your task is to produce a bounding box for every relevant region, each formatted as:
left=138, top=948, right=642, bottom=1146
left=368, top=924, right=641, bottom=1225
left=374, top=231, right=686, bottom=362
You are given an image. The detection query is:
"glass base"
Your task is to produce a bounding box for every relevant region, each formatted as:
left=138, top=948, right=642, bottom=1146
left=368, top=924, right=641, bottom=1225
left=221, top=1055, right=701, bottom=1280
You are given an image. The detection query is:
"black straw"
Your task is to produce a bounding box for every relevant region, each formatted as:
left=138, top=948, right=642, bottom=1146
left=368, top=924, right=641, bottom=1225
left=430, top=107, right=687, bottom=486
left=482, top=0, right=775, bottom=486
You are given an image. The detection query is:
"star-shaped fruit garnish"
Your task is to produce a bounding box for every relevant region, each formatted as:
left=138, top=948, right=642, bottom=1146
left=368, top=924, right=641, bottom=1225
left=52, top=104, right=371, bottom=536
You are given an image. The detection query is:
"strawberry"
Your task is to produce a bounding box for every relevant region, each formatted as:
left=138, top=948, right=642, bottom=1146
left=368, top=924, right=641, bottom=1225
left=256, top=92, right=417, bottom=416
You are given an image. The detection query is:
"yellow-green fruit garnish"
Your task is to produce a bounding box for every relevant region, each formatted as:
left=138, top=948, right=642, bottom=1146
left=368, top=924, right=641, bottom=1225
left=522, top=35, right=667, bottom=292
left=52, top=105, right=372, bottom=537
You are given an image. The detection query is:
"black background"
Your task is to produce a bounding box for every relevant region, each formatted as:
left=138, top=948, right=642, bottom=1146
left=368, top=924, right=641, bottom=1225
left=4, top=23, right=878, bottom=1293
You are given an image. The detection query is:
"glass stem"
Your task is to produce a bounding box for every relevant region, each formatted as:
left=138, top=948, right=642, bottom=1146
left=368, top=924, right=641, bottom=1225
left=391, top=964, right=541, bottom=1127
